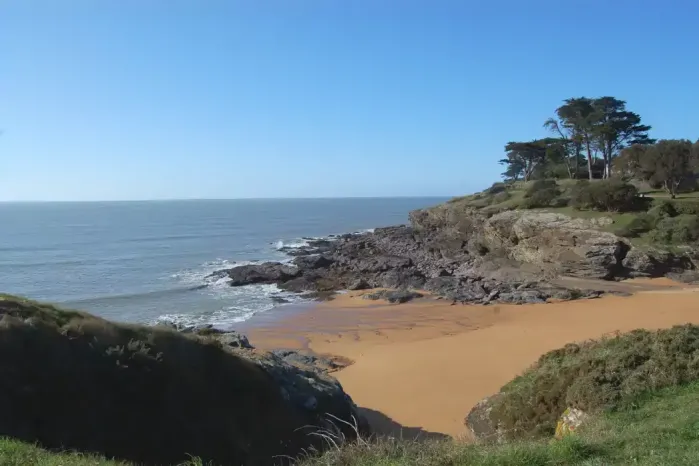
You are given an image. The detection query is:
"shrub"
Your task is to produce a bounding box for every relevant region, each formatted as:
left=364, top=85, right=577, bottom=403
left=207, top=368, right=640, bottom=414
left=614, top=213, right=655, bottom=238
left=672, top=201, right=699, bottom=216
left=649, top=215, right=699, bottom=244
left=485, top=182, right=508, bottom=195
left=648, top=200, right=678, bottom=219
left=570, top=179, right=639, bottom=212
left=522, top=189, right=560, bottom=208
left=492, top=191, right=511, bottom=204
left=524, top=179, right=558, bottom=198
left=487, top=325, right=699, bottom=440
left=522, top=180, right=561, bottom=208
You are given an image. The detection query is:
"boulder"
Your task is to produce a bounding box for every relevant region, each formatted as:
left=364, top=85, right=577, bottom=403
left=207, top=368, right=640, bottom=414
left=554, top=407, right=588, bottom=439
left=348, top=278, right=371, bottom=290
left=464, top=395, right=504, bottom=443
left=223, top=262, right=300, bottom=286
left=293, top=255, right=334, bottom=270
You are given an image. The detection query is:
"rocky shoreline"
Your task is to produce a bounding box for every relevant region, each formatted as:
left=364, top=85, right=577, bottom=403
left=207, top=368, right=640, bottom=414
left=208, top=207, right=698, bottom=306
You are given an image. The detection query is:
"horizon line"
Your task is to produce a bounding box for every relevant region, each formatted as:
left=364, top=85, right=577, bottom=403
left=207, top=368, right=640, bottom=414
left=0, top=195, right=456, bottom=204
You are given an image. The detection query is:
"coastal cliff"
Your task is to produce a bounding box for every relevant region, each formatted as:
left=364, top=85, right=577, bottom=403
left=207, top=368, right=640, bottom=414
left=0, top=295, right=365, bottom=466
left=213, top=182, right=699, bottom=304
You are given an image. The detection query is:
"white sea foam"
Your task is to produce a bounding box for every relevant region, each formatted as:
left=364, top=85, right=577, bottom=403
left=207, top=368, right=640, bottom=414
left=164, top=258, right=307, bottom=327
left=170, top=258, right=257, bottom=287
left=163, top=228, right=375, bottom=326
left=274, top=239, right=310, bottom=250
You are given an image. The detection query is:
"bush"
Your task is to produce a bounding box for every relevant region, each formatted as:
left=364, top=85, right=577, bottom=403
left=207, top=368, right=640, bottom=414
left=492, top=191, right=511, bottom=204
left=522, top=180, right=561, bottom=208
left=614, top=213, right=655, bottom=238
left=487, top=325, right=699, bottom=440
left=649, top=215, right=699, bottom=244
left=522, top=189, right=560, bottom=208
left=485, top=182, right=508, bottom=195
left=525, top=179, right=558, bottom=198
left=570, top=179, right=639, bottom=212
left=672, top=201, right=699, bottom=216
left=648, top=200, right=678, bottom=219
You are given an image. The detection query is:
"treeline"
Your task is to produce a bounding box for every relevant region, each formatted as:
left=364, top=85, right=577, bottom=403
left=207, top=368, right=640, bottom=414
left=500, top=96, right=699, bottom=197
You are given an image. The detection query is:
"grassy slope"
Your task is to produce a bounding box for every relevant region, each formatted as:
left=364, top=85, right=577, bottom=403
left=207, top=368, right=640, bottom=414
left=12, top=381, right=699, bottom=465
left=301, top=382, right=699, bottom=466
left=443, top=180, right=699, bottom=248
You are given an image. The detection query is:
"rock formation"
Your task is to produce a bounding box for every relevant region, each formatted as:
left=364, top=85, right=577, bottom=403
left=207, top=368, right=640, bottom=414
left=0, top=295, right=366, bottom=466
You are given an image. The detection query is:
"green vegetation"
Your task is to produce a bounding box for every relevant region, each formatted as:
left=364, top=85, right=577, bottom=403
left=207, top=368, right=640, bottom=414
left=300, top=381, right=699, bottom=466
left=488, top=324, right=699, bottom=440
left=569, top=179, right=640, bottom=212
left=501, top=96, right=654, bottom=182
left=12, top=380, right=699, bottom=465
left=0, top=294, right=345, bottom=466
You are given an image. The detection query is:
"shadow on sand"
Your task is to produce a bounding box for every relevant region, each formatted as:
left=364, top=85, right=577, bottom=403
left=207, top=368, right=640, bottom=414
left=358, top=407, right=450, bottom=441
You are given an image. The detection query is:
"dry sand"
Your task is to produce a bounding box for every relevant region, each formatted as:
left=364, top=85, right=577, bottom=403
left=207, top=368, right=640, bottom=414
left=246, top=278, right=699, bottom=440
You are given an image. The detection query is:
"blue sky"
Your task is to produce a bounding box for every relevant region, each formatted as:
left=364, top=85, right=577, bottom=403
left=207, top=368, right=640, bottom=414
left=1, top=1, right=698, bottom=201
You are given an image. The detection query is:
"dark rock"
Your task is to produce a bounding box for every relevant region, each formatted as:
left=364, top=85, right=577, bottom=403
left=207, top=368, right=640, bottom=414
left=348, top=278, right=371, bottom=290
left=223, top=262, right=300, bottom=286
left=293, top=255, right=334, bottom=269
left=363, top=290, right=423, bottom=304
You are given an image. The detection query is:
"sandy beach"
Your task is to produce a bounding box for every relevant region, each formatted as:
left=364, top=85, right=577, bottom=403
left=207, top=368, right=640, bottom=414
left=246, top=278, right=699, bottom=440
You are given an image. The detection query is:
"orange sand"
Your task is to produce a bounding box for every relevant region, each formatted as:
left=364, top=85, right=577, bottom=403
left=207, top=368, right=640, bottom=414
left=247, top=278, right=699, bottom=439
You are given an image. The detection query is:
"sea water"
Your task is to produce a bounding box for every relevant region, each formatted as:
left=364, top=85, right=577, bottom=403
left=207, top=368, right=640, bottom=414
left=0, top=198, right=446, bottom=328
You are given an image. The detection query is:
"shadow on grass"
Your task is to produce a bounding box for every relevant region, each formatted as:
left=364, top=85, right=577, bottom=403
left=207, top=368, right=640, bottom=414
left=358, top=407, right=450, bottom=441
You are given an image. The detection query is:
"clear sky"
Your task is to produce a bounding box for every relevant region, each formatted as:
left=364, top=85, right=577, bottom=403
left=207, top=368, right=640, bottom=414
left=2, top=1, right=698, bottom=201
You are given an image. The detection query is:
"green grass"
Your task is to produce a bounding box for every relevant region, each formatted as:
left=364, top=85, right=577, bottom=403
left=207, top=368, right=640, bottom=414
left=487, top=325, right=699, bottom=441
left=301, top=381, right=699, bottom=466
left=0, top=438, right=127, bottom=466
left=0, top=439, right=208, bottom=466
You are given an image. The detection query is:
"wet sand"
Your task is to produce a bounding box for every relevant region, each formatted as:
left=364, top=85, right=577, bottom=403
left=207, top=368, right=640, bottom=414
left=246, top=278, right=699, bottom=439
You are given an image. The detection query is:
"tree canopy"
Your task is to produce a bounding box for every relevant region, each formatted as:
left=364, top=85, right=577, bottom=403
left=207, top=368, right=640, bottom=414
left=502, top=96, right=653, bottom=181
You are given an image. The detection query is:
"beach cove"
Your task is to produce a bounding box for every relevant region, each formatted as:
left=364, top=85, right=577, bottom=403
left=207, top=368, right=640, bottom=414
left=245, top=278, right=699, bottom=439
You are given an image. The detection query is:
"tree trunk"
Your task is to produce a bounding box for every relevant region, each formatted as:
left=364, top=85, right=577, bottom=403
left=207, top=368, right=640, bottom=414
left=585, top=139, right=594, bottom=180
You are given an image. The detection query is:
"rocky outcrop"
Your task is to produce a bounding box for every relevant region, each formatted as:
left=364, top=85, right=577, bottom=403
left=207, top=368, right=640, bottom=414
left=0, top=295, right=366, bottom=466
left=412, top=207, right=697, bottom=281
left=218, top=262, right=301, bottom=286
left=480, top=211, right=628, bottom=279
left=212, top=207, right=697, bottom=304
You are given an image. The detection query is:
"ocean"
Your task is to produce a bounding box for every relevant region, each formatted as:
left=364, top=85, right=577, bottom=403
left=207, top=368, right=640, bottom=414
left=0, top=198, right=446, bottom=328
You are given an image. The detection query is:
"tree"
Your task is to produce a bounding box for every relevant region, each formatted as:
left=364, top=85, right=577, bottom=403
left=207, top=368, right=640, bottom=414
left=614, top=144, right=649, bottom=179
left=544, top=116, right=583, bottom=179
left=640, top=140, right=694, bottom=198
left=499, top=140, right=547, bottom=182
left=592, top=97, right=653, bottom=179
left=548, top=98, right=600, bottom=180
